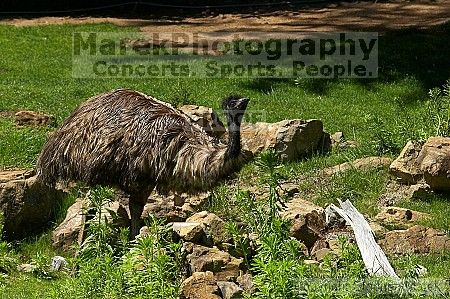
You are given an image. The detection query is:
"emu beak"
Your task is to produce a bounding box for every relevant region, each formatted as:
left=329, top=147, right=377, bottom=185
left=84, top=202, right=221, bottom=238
left=238, top=97, right=250, bottom=108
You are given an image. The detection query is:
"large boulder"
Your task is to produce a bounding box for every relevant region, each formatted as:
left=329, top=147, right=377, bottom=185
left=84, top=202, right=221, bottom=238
left=179, top=105, right=226, bottom=138
left=240, top=119, right=325, bottom=161
left=379, top=225, right=450, bottom=254
left=0, top=171, right=66, bottom=239
left=390, top=137, right=450, bottom=190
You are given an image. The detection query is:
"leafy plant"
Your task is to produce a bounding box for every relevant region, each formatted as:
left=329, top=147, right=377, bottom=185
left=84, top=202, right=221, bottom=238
left=425, top=80, right=450, bottom=136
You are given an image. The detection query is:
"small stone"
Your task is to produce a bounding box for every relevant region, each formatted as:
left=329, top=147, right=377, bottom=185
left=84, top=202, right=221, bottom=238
left=187, top=245, right=242, bottom=281
left=187, top=211, right=229, bottom=245
left=172, top=222, right=208, bottom=243
left=313, top=248, right=332, bottom=261
left=304, top=259, right=319, bottom=265
left=17, top=263, right=36, bottom=273
left=236, top=273, right=254, bottom=292
left=181, top=271, right=222, bottom=299
left=217, top=281, right=243, bottom=299
left=50, top=256, right=67, bottom=271
left=279, top=182, right=299, bottom=197
left=15, top=110, right=56, bottom=127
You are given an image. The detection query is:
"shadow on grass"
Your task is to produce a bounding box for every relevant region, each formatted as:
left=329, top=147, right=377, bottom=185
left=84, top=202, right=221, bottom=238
left=242, top=22, right=450, bottom=97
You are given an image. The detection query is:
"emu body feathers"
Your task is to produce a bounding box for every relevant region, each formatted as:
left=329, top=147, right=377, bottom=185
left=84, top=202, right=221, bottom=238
left=37, top=89, right=249, bottom=237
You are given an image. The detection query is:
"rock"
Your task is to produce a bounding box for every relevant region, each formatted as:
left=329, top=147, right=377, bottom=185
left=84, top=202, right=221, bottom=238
left=331, top=132, right=345, bottom=145
left=391, top=138, right=450, bottom=191
left=375, top=207, right=430, bottom=229
left=52, top=199, right=86, bottom=251
left=187, top=245, right=242, bottom=281
left=379, top=225, right=450, bottom=254
left=173, top=222, right=208, bottom=243
left=50, top=256, right=67, bottom=271
left=142, top=196, right=188, bottom=223
left=180, top=271, right=222, bottom=299
left=102, top=200, right=130, bottom=228
left=236, top=273, right=253, bottom=293
left=187, top=211, right=229, bottom=245
left=0, top=174, right=66, bottom=240
left=330, top=132, right=358, bottom=150
left=416, top=137, right=450, bottom=190
left=281, top=197, right=325, bottom=249
left=179, top=105, right=226, bottom=138
left=0, top=169, right=34, bottom=183
left=323, top=156, right=392, bottom=176
left=17, top=263, right=36, bottom=273
left=15, top=110, right=56, bottom=127
left=379, top=181, right=432, bottom=206
left=304, top=259, right=319, bottom=265
left=389, top=141, right=424, bottom=184
left=313, top=248, right=332, bottom=261
left=217, top=281, right=243, bottom=299
left=278, top=182, right=299, bottom=197
left=240, top=119, right=325, bottom=161
left=369, top=221, right=388, bottom=238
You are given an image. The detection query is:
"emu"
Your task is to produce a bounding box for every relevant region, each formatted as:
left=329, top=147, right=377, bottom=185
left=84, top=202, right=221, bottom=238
left=36, top=89, right=249, bottom=238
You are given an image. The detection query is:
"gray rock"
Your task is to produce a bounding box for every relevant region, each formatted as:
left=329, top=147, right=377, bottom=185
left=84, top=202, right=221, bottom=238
left=50, top=256, right=67, bottom=271
left=217, top=281, right=243, bottom=299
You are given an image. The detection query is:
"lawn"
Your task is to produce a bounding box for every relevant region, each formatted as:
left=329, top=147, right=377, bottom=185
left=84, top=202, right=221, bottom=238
left=0, top=22, right=449, bottom=298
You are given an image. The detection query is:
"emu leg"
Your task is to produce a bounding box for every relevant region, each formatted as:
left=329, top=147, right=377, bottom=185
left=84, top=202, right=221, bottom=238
left=129, top=192, right=151, bottom=239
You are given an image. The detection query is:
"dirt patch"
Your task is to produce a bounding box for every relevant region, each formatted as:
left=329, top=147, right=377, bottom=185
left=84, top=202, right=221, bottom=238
left=1, top=1, right=448, bottom=33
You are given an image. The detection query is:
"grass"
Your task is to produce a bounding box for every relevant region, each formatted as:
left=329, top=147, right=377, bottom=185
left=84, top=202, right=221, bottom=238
left=0, top=21, right=449, bottom=298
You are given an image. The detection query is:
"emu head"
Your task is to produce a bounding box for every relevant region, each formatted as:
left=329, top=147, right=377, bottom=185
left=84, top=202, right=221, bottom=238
left=222, top=95, right=249, bottom=129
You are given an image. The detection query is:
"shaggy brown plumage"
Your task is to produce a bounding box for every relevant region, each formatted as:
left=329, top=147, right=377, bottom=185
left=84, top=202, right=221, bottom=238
left=36, top=89, right=249, bottom=237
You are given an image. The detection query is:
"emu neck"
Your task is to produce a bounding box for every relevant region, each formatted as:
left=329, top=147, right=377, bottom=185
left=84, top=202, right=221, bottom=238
left=226, top=121, right=241, bottom=160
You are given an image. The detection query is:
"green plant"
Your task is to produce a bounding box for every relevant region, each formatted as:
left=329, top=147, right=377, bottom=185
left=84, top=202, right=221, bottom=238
left=425, top=80, right=450, bottom=137
left=119, top=215, right=184, bottom=298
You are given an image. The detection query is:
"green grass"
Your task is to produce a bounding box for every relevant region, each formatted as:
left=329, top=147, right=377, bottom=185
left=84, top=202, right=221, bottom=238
left=0, top=22, right=450, bottom=298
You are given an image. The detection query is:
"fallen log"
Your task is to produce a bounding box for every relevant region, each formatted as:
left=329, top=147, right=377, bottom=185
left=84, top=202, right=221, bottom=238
left=327, top=200, right=399, bottom=278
